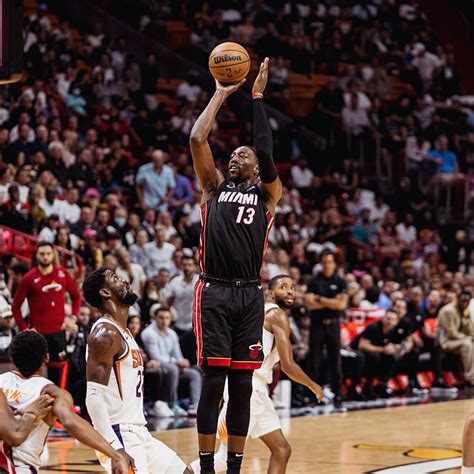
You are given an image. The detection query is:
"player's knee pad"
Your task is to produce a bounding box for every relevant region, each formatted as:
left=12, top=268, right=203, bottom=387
left=197, top=366, right=228, bottom=435
left=226, top=370, right=253, bottom=437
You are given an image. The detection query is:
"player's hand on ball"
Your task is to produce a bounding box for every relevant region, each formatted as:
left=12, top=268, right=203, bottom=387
left=311, top=382, right=324, bottom=404
left=112, top=448, right=136, bottom=474
left=252, top=57, right=269, bottom=94
left=215, top=78, right=246, bottom=98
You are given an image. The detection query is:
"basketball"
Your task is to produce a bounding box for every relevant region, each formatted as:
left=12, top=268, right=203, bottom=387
left=208, top=42, right=251, bottom=84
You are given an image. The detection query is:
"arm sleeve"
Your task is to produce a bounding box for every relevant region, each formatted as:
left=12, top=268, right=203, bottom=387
left=253, top=99, right=277, bottom=184
left=12, top=276, right=28, bottom=331
left=65, top=271, right=81, bottom=316
left=86, top=382, right=123, bottom=449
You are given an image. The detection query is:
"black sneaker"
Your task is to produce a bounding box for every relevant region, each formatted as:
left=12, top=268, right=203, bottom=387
left=333, top=396, right=344, bottom=409
left=374, top=384, right=392, bottom=398
left=346, top=387, right=365, bottom=401
left=408, top=380, right=429, bottom=395
left=363, top=386, right=377, bottom=401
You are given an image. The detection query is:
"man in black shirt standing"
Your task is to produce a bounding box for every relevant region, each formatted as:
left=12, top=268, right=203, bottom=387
left=305, top=250, right=348, bottom=407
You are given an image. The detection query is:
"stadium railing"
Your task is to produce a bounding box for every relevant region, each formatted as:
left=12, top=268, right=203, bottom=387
left=0, top=224, right=83, bottom=273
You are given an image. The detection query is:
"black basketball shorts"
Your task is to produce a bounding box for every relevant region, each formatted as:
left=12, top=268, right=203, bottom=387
left=192, top=279, right=264, bottom=370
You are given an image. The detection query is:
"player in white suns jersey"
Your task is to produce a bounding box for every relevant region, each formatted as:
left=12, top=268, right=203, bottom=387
left=0, top=386, right=53, bottom=474
left=189, top=275, right=323, bottom=473
left=0, top=331, right=131, bottom=474
left=83, top=268, right=189, bottom=474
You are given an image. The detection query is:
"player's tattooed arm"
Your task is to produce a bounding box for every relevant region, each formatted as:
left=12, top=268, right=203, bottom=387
left=190, top=79, right=244, bottom=200
left=86, top=325, right=123, bottom=385
left=268, top=309, right=324, bottom=402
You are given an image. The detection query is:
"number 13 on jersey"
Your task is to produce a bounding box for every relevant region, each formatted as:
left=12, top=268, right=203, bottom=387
left=236, top=206, right=255, bottom=225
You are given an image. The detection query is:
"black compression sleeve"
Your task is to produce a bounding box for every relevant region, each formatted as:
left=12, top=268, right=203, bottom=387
left=253, top=98, right=278, bottom=183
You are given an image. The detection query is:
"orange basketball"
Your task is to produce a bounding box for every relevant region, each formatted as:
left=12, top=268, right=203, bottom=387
left=208, top=42, right=251, bottom=84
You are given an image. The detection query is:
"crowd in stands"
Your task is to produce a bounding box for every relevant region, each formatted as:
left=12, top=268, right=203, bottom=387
left=0, top=1, right=473, bottom=415
left=108, top=0, right=474, bottom=216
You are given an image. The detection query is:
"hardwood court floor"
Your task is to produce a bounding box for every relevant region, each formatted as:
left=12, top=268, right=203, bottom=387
left=45, top=399, right=471, bottom=473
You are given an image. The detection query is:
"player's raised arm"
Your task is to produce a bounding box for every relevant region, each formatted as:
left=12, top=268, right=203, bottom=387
left=253, top=58, right=282, bottom=215
left=268, top=308, right=323, bottom=402
left=189, top=79, right=244, bottom=200
left=43, top=384, right=134, bottom=474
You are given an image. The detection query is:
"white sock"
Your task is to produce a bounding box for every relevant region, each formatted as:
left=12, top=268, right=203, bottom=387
left=462, top=466, right=474, bottom=473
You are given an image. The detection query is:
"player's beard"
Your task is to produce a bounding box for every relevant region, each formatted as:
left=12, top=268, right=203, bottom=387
left=37, top=259, right=53, bottom=268
left=120, top=289, right=138, bottom=306
left=229, top=173, right=243, bottom=184
left=275, top=296, right=293, bottom=309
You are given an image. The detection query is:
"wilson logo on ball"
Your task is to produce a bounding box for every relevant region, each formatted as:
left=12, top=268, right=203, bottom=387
left=214, top=55, right=242, bottom=64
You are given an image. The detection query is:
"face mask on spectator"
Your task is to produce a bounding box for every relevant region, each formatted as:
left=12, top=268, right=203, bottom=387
left=115, top=218, right=126, bottom=227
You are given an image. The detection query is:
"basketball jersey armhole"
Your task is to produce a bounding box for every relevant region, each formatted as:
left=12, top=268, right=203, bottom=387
left=264, top=303, right=280, bottom=337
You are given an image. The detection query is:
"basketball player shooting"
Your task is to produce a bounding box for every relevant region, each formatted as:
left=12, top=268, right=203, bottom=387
left=0, top=331, right=132, bottom=474
left=189, top=57, right=282, bottom=474
left=189, top=275, right=323, bottom=474
left=83, top=268, right=188, bottom=474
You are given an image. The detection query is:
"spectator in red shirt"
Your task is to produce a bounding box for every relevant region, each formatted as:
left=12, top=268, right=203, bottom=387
left=12, top=241, right=81, bottom=383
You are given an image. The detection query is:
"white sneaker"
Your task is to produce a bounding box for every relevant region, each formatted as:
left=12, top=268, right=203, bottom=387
left=170, top=403, right=187, bottom=417
left=187, top=403, right=198, bottom=416
left=151, top=401, right=174, bottom=418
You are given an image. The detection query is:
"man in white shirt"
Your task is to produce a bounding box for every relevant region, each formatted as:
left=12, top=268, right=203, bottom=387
left=370, top=194, right=390, bottom=223
left=144, top=225, right=176, bottom=278
left=9, top=115, right=35, bottom=144
left=167, top=255, right=198, bottom=333
left=343, top=81, right=371, bottom=112
left=16, top=167, right=31, bottom=204
left=290, top=158, right=314, bottom=188
left=40, top=188, right=63, bottom=217
left=141, top=306, right=202, bottom=416
left=38, top=214, right=60, bottom=243
left=0, top=167, right=12, bottom=205
left=167, top=255, right=199, bottom=364
left=135, top=150, right=176, bottom=210
left=342, top=94, right=371, bottom=136
left=411, top=43, right=441, bottom=91
left=114, top=247, right=147, bottom=298
left=396, top=212, right=417, bottom=245
left=176, top=76, right=202, bottom=104
left=129, top=230, right=151, bottom=272
left=59, top=188, right=81, bottom=225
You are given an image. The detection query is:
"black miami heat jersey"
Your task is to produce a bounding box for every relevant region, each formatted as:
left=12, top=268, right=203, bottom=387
left=199, top=181, right=273, bottom=279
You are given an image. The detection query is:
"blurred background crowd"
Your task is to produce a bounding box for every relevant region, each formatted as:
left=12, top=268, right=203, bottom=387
left=1, top=0, right=474, bottom=415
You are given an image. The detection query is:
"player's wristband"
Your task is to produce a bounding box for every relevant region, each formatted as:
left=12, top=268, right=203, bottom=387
left=252, top=92, right=263, bottom=100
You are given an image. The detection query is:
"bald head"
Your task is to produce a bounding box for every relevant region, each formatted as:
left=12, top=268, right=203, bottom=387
left=152, top=150, right=165, bottom=169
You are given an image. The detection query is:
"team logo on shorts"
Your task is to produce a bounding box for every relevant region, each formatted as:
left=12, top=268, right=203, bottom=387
left=249, top=341, right=263, bottom=360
